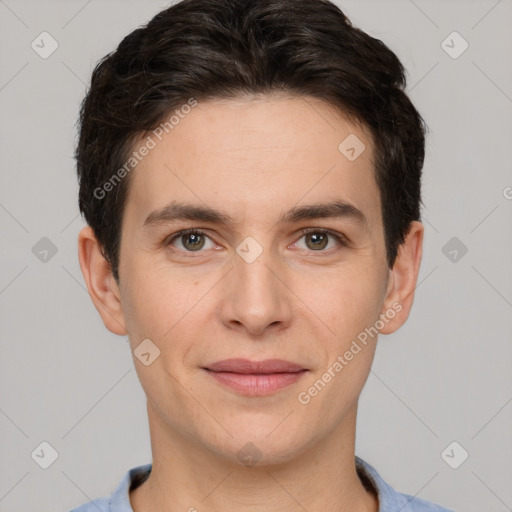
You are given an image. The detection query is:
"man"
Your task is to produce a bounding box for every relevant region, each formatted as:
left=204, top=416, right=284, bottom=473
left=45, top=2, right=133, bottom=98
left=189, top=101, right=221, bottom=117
left=72, top=0, right=453, bottom=510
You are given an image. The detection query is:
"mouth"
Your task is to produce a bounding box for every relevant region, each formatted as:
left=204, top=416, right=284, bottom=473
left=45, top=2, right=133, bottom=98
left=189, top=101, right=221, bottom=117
left=202, top=358, right=308, bottom=396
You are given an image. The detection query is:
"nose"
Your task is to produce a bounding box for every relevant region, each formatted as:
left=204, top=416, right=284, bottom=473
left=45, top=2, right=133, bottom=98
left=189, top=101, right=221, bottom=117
left=218, top=244, right=293, bottom=337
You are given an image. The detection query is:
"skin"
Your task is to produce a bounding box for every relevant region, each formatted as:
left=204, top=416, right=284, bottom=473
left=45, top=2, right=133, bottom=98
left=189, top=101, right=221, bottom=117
left=78, top=94, right=423, bottom=512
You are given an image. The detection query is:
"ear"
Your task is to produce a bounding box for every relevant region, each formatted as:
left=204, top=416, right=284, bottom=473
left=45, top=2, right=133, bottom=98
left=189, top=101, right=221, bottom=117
left=378, top=221, right=424, bottom=335
left=77, top=226, right=127, bottom=336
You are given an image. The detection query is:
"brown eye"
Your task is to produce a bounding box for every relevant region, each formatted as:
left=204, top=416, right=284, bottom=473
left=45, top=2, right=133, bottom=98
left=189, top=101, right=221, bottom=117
left=167, top=230, right=215, bottom=252
left=180, top=233, right=205, bottom=251
left=294, top=229, right=347, bottom=252
left=305, top=232, right=329, bottom=250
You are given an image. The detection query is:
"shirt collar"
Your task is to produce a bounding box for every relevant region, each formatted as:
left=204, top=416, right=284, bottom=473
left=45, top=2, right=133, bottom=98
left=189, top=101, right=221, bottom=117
left=107, top=457, right=441, bottom=512
left=109, top=463, right=151, bottom=512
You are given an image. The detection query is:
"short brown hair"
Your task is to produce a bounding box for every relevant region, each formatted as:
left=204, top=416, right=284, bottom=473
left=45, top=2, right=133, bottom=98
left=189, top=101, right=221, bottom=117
left=76, top=0, right=426, bottom=282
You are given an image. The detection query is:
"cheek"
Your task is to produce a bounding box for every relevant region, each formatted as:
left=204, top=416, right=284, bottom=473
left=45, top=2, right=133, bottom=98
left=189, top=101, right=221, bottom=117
left=300, top=264, right=384, bottom=341
left=120, top=260, right=185, bottom=344
left=120, top=258, right=215, bottom=366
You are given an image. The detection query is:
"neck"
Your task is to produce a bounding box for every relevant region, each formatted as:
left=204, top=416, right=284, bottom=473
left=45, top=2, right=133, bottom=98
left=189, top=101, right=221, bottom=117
left=130, top=401, right=378, bottom=512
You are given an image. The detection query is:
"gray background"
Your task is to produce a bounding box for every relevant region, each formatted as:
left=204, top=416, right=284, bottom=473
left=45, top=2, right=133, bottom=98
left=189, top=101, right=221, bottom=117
left=1, top=0, right=511, bottom=511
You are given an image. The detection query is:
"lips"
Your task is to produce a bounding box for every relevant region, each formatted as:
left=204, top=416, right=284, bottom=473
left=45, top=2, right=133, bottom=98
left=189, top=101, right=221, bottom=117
left=203, top=358, right=308, bottom=396
left=204, top=358, right=306, bottom=374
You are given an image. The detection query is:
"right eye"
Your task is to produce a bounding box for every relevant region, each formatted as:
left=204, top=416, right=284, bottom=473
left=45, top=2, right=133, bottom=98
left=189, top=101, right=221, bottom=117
left=167, top=229, right=217, bottom=252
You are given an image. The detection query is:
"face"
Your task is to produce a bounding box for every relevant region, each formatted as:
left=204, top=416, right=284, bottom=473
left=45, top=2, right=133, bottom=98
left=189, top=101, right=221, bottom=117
left=80, top=95, right=422, bottom=465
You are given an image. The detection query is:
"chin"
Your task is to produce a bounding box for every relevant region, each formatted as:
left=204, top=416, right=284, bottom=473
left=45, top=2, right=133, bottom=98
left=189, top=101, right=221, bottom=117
left=199, top=420, right=313, bottom=467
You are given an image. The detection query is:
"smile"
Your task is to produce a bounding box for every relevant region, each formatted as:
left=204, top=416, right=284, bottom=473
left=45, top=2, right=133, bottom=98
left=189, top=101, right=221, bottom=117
left=203, top=358, right=309, bottom=396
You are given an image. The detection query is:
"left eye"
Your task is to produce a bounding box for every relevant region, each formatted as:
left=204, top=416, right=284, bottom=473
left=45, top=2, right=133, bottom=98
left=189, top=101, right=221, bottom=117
left=294, top=229, right=345, bottom=251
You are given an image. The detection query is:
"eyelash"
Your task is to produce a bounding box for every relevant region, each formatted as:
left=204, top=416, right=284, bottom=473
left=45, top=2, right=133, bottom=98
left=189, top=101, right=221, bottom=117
left=165, top=227, right=348, bottom=254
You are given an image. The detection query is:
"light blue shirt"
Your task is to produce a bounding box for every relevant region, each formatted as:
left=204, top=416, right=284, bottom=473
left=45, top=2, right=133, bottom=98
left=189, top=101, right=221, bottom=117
left=70, top=456, right=454, bottom=511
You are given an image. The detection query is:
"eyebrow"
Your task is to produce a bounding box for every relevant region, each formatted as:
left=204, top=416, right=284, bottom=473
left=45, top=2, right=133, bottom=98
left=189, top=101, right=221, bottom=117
left=142, top=199, right=369, bottom=231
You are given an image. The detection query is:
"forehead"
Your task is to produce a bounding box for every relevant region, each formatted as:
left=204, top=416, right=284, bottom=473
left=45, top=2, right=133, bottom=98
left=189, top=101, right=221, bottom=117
left=122, top=95, right=381, bottom=232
